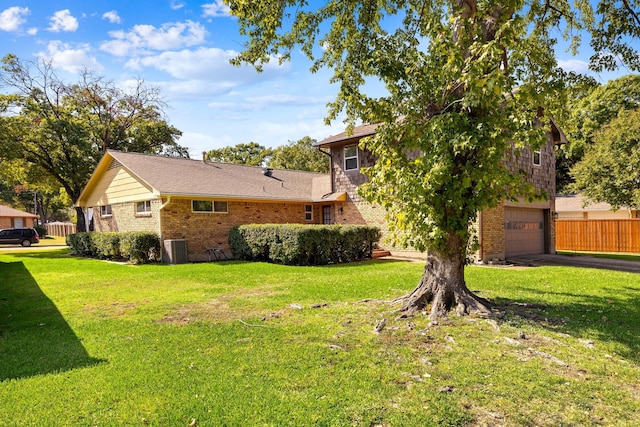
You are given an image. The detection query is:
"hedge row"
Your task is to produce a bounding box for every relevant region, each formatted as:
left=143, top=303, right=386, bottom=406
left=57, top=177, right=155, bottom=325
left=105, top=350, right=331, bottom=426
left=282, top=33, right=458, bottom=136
left=229, top=224, right=381, bottom=265
left=66, top=231, right=160, bottom=264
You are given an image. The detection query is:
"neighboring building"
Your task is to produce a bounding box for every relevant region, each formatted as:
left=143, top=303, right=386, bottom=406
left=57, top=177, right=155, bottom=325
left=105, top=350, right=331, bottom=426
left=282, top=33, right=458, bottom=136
left=0, top=204, right=37, bottom=229
left=75, top=150, right=344, bottom=261
left=556, top=195, right=640, bottom=219
left=314, top=120, right=567, bottom=262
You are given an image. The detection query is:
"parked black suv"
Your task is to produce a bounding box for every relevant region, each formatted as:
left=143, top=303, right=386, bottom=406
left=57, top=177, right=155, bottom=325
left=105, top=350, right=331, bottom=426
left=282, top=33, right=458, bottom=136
left=0, top=228, right=40, bottom=247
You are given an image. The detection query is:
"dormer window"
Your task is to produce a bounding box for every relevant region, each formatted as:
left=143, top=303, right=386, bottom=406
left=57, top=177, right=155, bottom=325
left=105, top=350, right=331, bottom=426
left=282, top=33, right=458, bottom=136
left=344, top=145, right=358, bottom=171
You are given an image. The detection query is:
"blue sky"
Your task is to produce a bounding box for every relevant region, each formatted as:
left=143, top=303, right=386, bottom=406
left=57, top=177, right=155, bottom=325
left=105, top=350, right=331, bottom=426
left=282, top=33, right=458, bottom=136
left=0, top=1, right=629, bottom=157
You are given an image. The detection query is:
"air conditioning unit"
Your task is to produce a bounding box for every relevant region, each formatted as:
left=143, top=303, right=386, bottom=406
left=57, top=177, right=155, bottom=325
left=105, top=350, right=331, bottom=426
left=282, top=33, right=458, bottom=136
left=163, top=239, right=189, bottom=264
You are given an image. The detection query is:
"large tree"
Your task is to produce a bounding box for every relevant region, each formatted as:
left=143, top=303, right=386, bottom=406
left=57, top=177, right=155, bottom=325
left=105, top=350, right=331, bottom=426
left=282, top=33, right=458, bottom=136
left=227, top=0, right=639, bottom=322
left=205, top=142, right=272, bottom=165
left=0, top=55, right=187, bottom=231
left=557, top=74, right=640, bottom=192
left=268, top=136, right=329, bottom=173
left=570, top=108, right=640, bottom=209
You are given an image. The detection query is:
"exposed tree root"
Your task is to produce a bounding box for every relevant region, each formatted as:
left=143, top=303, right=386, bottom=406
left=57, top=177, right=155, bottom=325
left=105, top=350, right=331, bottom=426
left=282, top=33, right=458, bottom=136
left=394, top=243, right=494, bottom=324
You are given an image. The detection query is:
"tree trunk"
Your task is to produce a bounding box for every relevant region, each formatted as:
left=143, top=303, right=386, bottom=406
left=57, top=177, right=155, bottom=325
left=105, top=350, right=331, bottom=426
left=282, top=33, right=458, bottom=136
left=399, top=232, right=492, bottom=323
left=75, top=206, right=86, bottom=232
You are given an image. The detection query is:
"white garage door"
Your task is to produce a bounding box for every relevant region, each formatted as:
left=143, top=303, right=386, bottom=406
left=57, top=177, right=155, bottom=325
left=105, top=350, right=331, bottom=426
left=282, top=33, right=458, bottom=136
left=505, top=208, right=545, bottom=257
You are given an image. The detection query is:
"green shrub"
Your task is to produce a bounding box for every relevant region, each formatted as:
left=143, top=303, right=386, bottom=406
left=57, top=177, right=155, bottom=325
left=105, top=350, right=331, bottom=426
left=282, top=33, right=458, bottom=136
left=66, top=231, right=160, bottom=264
left=229, top=224, right=380, bottom=265
left=34, top=225, right=47, bottom=238
left=119, top=232, right=161, bottom=264
left=92, top=232, right=122, bottom=260
left=66, top=232, right=96, bottom=257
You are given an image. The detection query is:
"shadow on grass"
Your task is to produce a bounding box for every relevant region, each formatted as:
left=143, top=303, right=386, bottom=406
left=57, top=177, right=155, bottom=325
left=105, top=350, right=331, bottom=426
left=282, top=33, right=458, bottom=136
left=0, top=261, right=104, bottom=381
left=493, top=284, right=640, bottom=363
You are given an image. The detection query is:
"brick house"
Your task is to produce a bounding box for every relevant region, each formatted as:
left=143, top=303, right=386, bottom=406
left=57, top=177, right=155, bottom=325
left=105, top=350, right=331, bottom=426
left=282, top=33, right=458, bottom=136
left=75, top=150, right=344, bottom=262
left=313, top=121, right=567, bottom=262
left=0, top=204, right=37, bottom=229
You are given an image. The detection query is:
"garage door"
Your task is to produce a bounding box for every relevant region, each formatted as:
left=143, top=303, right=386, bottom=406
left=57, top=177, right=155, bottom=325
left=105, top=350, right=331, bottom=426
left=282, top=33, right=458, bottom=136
left=505, top=208, right=545, bottom=257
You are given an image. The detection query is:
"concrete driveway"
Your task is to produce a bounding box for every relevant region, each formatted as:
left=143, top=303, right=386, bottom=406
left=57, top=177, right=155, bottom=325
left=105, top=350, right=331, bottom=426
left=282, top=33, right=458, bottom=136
left=507, top=254, right=640, bottom=274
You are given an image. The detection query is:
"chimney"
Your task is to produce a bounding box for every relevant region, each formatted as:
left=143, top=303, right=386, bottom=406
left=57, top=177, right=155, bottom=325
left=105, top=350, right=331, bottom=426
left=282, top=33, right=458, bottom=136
left=202, top=151, right=207, bottom=163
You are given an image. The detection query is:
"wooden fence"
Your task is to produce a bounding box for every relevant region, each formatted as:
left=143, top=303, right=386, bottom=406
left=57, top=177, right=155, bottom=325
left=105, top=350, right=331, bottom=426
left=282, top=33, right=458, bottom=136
left=45, top=221, right=76, bottom=237
left=556, top=219, right=640, bottom=253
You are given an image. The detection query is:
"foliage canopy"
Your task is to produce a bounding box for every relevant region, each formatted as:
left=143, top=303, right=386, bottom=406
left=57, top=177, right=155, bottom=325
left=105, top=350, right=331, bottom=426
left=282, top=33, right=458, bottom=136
left=0, top=54, right=187, bottom=231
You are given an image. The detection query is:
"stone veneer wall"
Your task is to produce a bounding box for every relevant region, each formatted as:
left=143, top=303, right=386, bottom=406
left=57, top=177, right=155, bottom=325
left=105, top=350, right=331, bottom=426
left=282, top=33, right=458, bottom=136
left=328, top=132, right=558, bottom=261
left=93, top=199, right=161, bottom=234
left=329, top=144, right=424, bottom=258
left=159, top=198, right=321, bottom=261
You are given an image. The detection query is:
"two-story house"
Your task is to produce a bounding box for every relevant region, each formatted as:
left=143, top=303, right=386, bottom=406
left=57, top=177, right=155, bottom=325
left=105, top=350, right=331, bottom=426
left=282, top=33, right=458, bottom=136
left=313, top=121, right=567, bottom=262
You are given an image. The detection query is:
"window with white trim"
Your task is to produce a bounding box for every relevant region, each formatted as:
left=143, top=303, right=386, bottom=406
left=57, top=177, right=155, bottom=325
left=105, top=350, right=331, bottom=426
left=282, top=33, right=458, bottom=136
left=136, top=200, right=152, bottom=214
left=100, top=205, right=112, bottom=217
left=344, top=145, right=358, bottom=171
left=305, top=204, right=313, bottom=221
left=533, top=150, right=541, bottom=166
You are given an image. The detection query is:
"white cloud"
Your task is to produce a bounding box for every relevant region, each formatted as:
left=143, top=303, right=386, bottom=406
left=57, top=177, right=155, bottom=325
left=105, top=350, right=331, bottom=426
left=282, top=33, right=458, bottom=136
left=0, top=6, right=29, bottom=32
left=101, top=20, right=206, bottom=56
left=245, top=94, right=332, bottom=107
left=102, top=11, right=121, bottom=24
left=37, top=41, right=103, bottom=73
left=170, top=1, right=185, bottom=10
left=208, top=95, right=331, bottom=113
left=134, top=47, right=289, bottom=92
left=27, top=27, right=37, bottom=35
left=557, top=59, right=590, bottom=73
left=48, top=10, right=78, bottom=32
left=202, top=1, right=231, bottom=18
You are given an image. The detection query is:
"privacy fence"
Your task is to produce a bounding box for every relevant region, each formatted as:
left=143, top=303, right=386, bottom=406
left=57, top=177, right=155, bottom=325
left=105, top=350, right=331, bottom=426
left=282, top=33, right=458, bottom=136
left=556, top=219, right=640, bottom=253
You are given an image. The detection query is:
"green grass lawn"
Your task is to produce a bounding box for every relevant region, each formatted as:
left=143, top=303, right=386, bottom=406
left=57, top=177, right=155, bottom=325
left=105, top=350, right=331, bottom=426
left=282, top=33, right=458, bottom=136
left=1, top=249, right=639, bottom=426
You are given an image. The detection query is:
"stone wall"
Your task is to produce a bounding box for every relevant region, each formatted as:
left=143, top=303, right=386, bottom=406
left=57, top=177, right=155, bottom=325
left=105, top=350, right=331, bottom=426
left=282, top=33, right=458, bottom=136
left=93, top=199, right=161, bottom=234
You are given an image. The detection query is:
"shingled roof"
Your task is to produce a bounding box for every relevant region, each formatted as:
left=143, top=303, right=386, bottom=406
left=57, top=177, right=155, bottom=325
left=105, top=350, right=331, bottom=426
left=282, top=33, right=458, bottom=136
left=77, top=150, right=340, bottom=205
left=0, top=204, right=37, bottom=219
left=314, top=123, right=380, bottom=148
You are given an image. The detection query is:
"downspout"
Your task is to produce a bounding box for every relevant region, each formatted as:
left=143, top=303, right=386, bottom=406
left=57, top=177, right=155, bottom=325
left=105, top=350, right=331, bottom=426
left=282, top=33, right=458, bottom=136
left=158, top=196, right=172, bottom=261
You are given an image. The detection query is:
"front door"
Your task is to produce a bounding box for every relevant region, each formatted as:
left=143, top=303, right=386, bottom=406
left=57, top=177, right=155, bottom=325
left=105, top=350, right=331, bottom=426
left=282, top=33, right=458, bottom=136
left=322, top=206, right=332, bottom=224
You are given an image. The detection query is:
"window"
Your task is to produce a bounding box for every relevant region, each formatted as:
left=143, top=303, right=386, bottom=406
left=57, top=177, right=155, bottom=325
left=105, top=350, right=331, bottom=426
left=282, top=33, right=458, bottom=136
left=322, top=206, right=332, bottom=224
left=192, top=200, right=213, bottom=212
left=136, top=201, right=152, bottom=214
left=344, top=145, right=358, bottom=171
left=192, top=200, right=228, bottom=213
left=533, top=150, right=541, bottom=166
left=305, top=204, right=313, bottom=221
left=100, top=205, right=112, bottom=217
left=213, top=201, right=228, bottom=213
